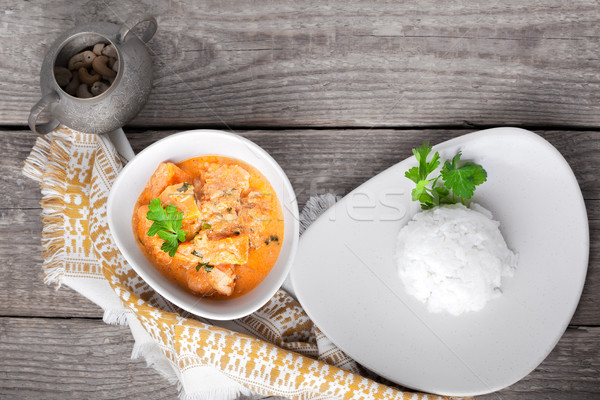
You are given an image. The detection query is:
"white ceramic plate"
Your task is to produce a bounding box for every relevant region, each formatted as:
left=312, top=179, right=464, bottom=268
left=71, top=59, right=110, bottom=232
left=108, top=130, right=299, bottom=320
left=290, top=127, right=589, bottom=396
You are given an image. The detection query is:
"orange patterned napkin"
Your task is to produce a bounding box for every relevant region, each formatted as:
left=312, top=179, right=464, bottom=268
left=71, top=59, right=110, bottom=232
left=23, top=126, right=457, bottom=400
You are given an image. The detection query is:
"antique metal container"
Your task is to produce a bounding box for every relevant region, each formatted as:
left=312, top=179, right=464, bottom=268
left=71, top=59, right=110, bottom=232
left=28, top=16, right=157, bottom=134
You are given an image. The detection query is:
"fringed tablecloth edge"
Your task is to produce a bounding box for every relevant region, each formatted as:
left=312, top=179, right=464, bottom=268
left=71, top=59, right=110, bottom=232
left=22, top=131, right=72, bottom=288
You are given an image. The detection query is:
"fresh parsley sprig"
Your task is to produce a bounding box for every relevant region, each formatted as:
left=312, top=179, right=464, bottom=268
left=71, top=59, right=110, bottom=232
left=146, top=198, right=187, bottom=257
left=196, top=262, right=214, bottom=273
left=405, top=142, right=487, bottom=209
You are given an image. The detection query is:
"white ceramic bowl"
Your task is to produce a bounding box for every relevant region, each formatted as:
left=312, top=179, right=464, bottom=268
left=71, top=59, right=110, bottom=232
left=107, top=129, right=299, bottom=320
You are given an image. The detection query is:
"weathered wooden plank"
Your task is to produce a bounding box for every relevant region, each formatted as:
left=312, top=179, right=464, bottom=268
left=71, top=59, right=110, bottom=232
left=0, top=317, right=179, bottom=399
left=1, top=1, right=600, bottom=128
left=1, top=318, right=598, bottom=399
left=0, top=131, right=43, bottom=210
left=4, top=129, right=600, bottom=210
left=479, top=327, right=600, bottom=400
left=0, top=240, right=105, bottom=318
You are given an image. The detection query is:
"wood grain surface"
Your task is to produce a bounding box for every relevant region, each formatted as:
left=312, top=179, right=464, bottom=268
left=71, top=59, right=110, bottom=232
left=1, top=0, right=600, bottom=128
left=1, top=128, right=599, bottom=399
left=2, top=0, right=600, bottom=398
left=0, top=318, right=179, bottom=399
left=0, top=318, right=598, bottom=400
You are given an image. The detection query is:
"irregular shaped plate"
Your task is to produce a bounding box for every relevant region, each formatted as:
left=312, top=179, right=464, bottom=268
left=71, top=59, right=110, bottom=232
left=290, top=128, right=589, bottom=396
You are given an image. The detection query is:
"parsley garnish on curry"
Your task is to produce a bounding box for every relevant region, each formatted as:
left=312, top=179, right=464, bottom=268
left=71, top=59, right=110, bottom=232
left=133, top=156, right=284, bottom=299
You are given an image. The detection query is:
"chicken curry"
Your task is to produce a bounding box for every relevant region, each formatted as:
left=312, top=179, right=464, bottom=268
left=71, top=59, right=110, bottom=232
left=133, top=156, right=284, bottom=299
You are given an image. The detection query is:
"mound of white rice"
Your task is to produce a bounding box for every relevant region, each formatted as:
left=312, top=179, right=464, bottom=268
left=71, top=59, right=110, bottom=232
left=395, top=203, right=517, bottom=316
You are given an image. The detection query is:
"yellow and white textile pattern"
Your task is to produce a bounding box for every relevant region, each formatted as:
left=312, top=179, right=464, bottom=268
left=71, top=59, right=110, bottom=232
left=23, top=126, right=457, bottom=400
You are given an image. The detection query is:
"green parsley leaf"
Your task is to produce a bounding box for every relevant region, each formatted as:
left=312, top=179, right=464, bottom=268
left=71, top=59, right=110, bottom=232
left=176, top=182, right=191, bottom=192
left=146, top=198, right=187, bottom=257
left=191, top=250, right=203, bottom=258
left=411, top=179, right=430, bottom=202
left=405, top=143, right=487, bottom=208
left=265, top=235, right=279, bottom=245
left=441, top=152, right=487, bottom=200
left=196, top=262, right=214, bottom=273
left=431, top=185, right=451, bottom=204
left=404, top=166, right=421, bottom=184
left=411, top=142, right=440, bottom=181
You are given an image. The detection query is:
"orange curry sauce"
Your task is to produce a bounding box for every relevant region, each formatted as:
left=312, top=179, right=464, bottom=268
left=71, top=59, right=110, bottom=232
left=132, top=156, right=284, bottom=299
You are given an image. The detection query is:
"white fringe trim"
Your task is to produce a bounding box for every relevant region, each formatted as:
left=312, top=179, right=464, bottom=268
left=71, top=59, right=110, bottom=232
left=131, top=341, right=179, bottom=384
left=178, top=386, right=255, bottom=400
left=132, top=341, right=256, bottom=400
left=30, top=131, right=74, bottom=288
left=102, top=308, right=130, bottom=326
left=299, top=193, right=340, bottom=235
left=22, top=134, right=52, bottom=183
left=42, top=265, right=65, bottom=287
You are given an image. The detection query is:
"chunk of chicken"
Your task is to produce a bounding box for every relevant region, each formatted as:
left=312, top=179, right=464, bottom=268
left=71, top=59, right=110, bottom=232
left=198, top=199, right=241, bottom=237
left=172, top=241, right=198, bottom=265
left=159, top=183, right=204, bottom=240
left=239, top=191, right=276, bottom=248
left=185, top=263, right=236, bottom=297
left=204, top=219, right=243, bottom=240
left=139, top=162, right=193, bottom=206
left=186, top=269, right=216, bottom=296
left=137, top=205, right=239, bottom=297
left=201, top=163, right=250, bottom=200
left=193, top=232, right=249, bottom=265
left=197, top=163, right=250, bottom=237
left=205, top=264, right=236, bottom=296
left=176, top=242, right=236, bottom=297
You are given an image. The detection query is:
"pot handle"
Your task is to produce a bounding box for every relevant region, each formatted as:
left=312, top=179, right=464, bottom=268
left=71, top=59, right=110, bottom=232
left=118, top=15, right=157, bottom=44
left=28, top=91, right=60, bottom=135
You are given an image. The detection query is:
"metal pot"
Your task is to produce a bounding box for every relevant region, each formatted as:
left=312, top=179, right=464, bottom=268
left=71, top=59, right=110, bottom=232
left=28, top=15, right=157, bottom=135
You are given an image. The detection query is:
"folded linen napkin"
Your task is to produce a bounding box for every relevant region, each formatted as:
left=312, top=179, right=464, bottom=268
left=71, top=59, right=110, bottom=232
left=23, top=125, right=454, bottom=400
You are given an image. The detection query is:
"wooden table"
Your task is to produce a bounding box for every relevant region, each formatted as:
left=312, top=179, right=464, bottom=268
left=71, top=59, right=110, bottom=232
left=1, top=1, right=599, bottom=399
